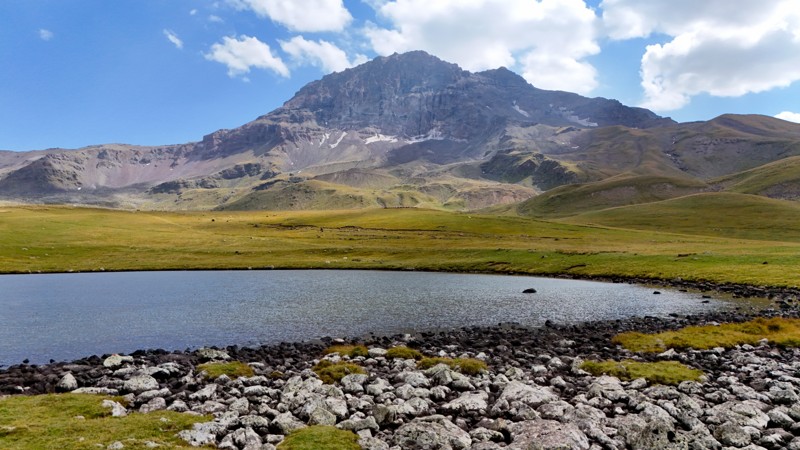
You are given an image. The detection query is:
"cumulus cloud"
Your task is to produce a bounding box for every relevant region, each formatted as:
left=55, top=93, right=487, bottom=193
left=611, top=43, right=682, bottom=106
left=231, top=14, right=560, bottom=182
left=208, top=15, right=224, bottom=23
left=280, top=36, right=366, bottom=73
left=163, top=29, right=184, bottom=49
left=38, top=29, right=54, bottom=41
left=601, top=0, right=800, bottom=111
left=205, top=35, right=289, bottom=77
left=363, top=0, right=600, bottom=94
left=776, top=111, right=800, bottom=124
left=229, top=0, right=352, bottom=32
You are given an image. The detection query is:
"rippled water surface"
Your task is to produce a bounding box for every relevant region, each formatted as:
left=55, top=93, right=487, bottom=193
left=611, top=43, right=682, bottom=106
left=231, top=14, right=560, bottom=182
left=0, top=270, right=762, bottom=365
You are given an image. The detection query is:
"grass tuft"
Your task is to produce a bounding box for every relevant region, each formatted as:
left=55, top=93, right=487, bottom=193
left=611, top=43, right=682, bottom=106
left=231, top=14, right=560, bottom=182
left=197, top=361, right=255, bottom=380
left=323, top=345, right=369, bottom=358
left=312, top=361, right=366, bottom=384
left=0, top=393, right=210, bottom=449
left=580, top=360, right=703, bottom=385
left=417, top=357, right=488, bottom=375
left=613, top=317, right=800, bottom=352
left=276, top=425, right=360, bottom=450
left=385, top=346, right=423, bottom=360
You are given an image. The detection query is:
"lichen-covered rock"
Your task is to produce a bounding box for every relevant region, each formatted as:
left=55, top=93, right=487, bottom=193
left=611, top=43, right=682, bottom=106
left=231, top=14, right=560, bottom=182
left=57, top=372, right=78, bottom=392
left=122, top=374, right=159, bottom=394
left=442, top=391, right=488, bottom=413
left=393, top=415, right=472, bottom=449
left=103, top=354, right=134, bottom=368
left=508, top=419, right=590, bottom=450
left=271, top=412, right=305, bottom=435
left=492, top=381, right=559, bottom=413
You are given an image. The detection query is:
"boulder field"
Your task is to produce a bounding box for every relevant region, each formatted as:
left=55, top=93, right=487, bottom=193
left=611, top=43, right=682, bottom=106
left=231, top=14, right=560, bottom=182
left=2, top=308, right=800, bottom=449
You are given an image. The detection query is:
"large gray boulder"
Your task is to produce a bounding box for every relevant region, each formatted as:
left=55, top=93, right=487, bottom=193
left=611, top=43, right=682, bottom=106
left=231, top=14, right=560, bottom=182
left=706, top=400, right=770, bottom=429
left=57, top=373, right=78, bottom=392
left=392, top=415, right=472, bottom=449
left=508, top=419, right=590, bottom=450
left=122, top=374, right=159, bottom=394
left=442, top=391, right=488, bottom=413
left=492, top=381, right=559, bottom=414
left=103, top=354, right=134, bottom=368
left=271, top=412, right=305, bottom=435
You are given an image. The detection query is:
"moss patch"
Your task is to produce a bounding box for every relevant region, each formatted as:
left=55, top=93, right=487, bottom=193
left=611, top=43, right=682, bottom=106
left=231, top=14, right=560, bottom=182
left=323, top=345, right=369, bottom=358
left=385, top=346, right=423, bottom=360
left=0, top=393, right=210, bottom=449
left=417, top=357, right=488, bottom=375
left=613, top=317, right=800, bottom=353
left=581, top=360, right=704, bottom=385
left=312, top=361, right=366, bottom=384
left=197, top=361, right=255, bottom=380
left=276, top=425, right=360, bottom=450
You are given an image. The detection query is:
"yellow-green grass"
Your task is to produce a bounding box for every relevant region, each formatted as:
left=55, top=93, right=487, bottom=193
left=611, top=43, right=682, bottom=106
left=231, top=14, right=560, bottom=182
left=711, top=156, right=800, bottom=196
left=518, top=174, right=706, bottom=218
left=580, top=360, right=704, bottom=385
left=312, top=361, right=366, bottom=384
left=323, top=345, right=369, bottom=358
left=0, top=394, right=210, bottom=450
left=613, top=317, right=800, bottom=353
left=197, top=361, right=255, bottom=380
left=0, top=205, right=799, bottom=287
left=276, top=426, right=360, bottom=450
left=566, top=192, right=800, bottom=243
left=417, top=357, right=488, bottom=375
left=385, top=346, right=423, bottom=360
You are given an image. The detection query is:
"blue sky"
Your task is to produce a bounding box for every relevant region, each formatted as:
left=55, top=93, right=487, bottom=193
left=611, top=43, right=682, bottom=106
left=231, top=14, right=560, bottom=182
left=2, top=0, right=799, bottom=151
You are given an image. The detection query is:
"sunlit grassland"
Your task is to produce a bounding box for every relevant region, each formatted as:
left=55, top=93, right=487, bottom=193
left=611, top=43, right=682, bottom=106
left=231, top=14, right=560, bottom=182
left=613, top=317, right=800, bottom=353
left=0, top=205, right=798, bottom=286
left=0, top=394, right=210, bottom=450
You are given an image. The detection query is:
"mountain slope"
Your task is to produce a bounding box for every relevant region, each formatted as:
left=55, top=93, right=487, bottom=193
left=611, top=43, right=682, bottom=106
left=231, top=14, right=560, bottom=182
left=1, top=52, right=799, bottom=214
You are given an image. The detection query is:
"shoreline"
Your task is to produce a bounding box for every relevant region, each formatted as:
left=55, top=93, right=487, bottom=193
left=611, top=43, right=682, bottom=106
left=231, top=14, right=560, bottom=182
left=3, top=308, right=800, bottom=449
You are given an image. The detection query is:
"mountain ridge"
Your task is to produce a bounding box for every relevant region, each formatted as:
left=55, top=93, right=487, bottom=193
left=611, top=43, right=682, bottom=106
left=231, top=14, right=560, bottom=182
left=0, top=51, right=798, bottom=215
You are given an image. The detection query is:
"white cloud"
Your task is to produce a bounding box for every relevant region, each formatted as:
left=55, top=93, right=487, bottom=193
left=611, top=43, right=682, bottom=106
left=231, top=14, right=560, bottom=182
left=209, top=15, right=224, bottom=23
left=163, top=29, right=184, bottom=50
left=190, top=8, right=198, bottom=15
left=38, top=29, right=54, bottom=41
left=363, top=0, right=600, bottom=94
left=601, top=0, right=800, bottom=111
left=205, top=35, right=290, bottom=78
left=280, top=36, right=365, bottom=73
left=776, top=111, right=800, bottom=124
left=229, top=0, right=352, bottom=32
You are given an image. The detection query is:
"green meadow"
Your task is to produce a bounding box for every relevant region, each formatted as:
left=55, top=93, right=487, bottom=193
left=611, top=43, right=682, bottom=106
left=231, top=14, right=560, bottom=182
left=0, top=196, right=798, bottom=287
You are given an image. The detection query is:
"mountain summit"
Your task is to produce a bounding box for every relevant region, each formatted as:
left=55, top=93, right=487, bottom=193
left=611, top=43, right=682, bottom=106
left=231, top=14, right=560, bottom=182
left=1, top=51, right=797, bottom=212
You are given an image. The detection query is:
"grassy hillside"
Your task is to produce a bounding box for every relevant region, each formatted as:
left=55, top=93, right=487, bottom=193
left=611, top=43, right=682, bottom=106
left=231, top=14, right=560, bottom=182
left=566, top=192, right=800, bottom=242
left=711, top=156, right=800, bottom=200
left=517, top=174, right=707, bottom=218
left=1, top=204, right=799, bottom=286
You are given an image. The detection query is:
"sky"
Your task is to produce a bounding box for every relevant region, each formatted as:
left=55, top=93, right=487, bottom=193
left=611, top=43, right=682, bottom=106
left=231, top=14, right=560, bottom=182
left=2, top=0, right=800, bottom=152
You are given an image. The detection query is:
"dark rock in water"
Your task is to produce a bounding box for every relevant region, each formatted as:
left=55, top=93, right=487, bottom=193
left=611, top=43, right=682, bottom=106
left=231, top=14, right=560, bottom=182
left=523, top=288, right=537, bottom=294
left=653, top=291, right=661, bottom=295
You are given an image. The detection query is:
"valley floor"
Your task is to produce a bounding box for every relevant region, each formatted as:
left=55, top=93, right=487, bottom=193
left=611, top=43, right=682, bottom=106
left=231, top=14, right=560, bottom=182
left=0, top=204, right=798, bottom=287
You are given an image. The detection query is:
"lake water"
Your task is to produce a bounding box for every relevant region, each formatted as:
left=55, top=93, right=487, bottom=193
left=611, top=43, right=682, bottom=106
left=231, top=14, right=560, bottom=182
left=0, top=270, right=763, bottom=366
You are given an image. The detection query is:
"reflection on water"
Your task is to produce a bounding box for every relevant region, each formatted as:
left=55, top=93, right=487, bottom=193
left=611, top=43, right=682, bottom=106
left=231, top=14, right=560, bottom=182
left=0, top=270, right=764, bottom=365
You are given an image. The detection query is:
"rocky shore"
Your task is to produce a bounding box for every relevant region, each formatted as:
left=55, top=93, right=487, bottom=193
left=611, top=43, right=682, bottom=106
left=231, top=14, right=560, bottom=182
left=3, top=305, right=800, bottom=449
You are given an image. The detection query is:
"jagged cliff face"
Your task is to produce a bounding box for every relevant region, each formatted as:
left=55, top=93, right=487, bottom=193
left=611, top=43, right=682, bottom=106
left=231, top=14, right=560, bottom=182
left=3, top=51, right=795, bottom=213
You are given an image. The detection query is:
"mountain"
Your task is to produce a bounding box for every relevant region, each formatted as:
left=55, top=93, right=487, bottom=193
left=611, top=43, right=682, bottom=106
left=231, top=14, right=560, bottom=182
left=1, top=51, right=798, bottom=215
